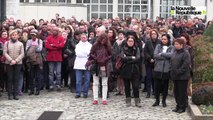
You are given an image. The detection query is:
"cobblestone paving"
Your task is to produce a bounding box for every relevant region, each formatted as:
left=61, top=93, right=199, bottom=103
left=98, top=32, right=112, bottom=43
left=0, top=88, right=192, bottom=120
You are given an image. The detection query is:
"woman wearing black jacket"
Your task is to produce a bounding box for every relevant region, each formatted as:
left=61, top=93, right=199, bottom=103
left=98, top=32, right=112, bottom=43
left=144, top=29, right=161, bottom=98
left=120, top=36, right=141, bottom=107
left=171, top=38, right=191, bottom=113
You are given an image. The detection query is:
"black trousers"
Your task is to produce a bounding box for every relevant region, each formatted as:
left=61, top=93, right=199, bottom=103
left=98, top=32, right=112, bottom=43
left=154, top=78, right=169, bottom=101
left=69, top=68, right=76, bottom=90
left=42, top=61, right=49, bottom=89
left=0, top=63, right=7, bottom=91
left=173, top=80, right=188, bottom=110
left=123, top=76, right=140, bottom=98
left=7, top=64, right=22, bottom=97
left=29, top=65, right=42, bottom=92
left=61, top=60, right=69, bottom=87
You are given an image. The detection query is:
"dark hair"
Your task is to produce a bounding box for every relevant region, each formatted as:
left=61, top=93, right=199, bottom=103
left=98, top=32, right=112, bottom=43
left=74, top=30, right=82, bottom=40
left=93, top=33, right=112, bottom=53
left=65, top=26, right=73, bottom=39
left=117, top=30, right=125, bottom=36
left=150, top=29, right=159, bottom=40
left=174, top=38, right=185, bottom=45
left=180, top=33, right=192, bottom=46
left=106, top=27, right=116, bottom=40
left=0, top=30, right=9, bottom=38
left=161, top=34, right=171, bottom=46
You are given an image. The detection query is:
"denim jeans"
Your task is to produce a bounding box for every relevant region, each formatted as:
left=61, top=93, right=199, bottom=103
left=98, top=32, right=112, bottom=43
left=75, top=70, right=91, bottom=96
left=18, top=72, right=23, bottom=93
left=48, top=62, right=61, bottom=88
left=145, top=65, right=154, bottom=95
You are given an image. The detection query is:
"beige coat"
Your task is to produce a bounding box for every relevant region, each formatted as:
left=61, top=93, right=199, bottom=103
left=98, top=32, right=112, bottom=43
left=3, top=40, right=24, bottom=64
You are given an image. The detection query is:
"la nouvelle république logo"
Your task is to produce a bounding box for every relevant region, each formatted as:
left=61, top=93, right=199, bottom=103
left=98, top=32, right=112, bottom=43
left=170, top=6, right=206, bottom=16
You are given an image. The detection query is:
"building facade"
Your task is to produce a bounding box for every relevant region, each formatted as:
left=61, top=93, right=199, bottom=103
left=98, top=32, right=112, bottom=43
left=3, top=0, right=213, bottom=22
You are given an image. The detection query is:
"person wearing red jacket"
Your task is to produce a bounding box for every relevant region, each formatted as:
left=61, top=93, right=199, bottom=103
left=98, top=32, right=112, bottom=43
left=45, top=27, right=65, bottom=91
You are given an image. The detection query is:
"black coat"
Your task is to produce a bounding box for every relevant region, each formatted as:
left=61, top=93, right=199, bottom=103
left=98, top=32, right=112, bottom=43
left=144, top=39, right=161, bottom=67
left=170, top=48, right=191, bottom=81
left=172, top=26, right=185, bottom=38
left=120, top=45, right=141, bottom=79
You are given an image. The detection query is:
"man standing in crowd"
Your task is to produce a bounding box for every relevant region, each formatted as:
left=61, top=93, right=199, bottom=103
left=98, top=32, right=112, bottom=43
left=45, top=27, right=65, bottom=91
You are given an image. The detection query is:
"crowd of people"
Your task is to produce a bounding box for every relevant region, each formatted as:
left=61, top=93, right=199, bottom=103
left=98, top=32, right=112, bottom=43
left=0, top=13, right=212, bottom=113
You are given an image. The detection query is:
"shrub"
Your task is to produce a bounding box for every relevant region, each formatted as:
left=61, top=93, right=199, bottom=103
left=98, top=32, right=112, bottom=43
left=192, top=36, right=213, bottom=83
left=192, top=85, right=213, bottom=105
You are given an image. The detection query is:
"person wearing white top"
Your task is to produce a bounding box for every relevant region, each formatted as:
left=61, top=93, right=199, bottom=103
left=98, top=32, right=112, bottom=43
left=74, top=33, right=92, bottom=98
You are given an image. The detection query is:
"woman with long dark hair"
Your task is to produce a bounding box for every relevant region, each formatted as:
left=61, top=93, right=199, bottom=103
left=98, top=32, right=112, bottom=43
left=144, top=29, right=161, bottom=98
left=88, top=33, right=112, bottom=105
left=120, top=36, right=141, bottom=107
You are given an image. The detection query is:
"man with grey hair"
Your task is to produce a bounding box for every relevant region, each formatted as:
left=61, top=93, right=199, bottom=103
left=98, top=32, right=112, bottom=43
left=89, top=26, right=105, bottom=45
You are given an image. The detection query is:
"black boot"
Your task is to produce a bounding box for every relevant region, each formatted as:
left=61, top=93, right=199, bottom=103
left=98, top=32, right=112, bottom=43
left=8, top=96, right=13, bottom=100
left=152, top=100, right=160, bottom=107
left=172, top=106, right=179, bottom=112
left=13, top=96, right=19, bottom=100
left=162, top=96, right=167, bottom=107
left=29, top=91, right=34, bottom=95
left=35, top=90, right=40, bottom=95
left=146, top=93, right=150, bottom=98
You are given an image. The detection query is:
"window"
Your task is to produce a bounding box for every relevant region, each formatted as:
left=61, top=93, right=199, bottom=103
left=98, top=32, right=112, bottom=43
left=67, top=0, right=71, bottom=3
left=125, top=5, right=131, bottom=12
left=20, top=0, right=24, bottom=2
left=100, top=13, right=106, bottom=19
left=83, top=0, right=90, bottom=3
left=92, top=0, right=98, bottom=3
left=141, top=0, right=147, bottom=4
left=91, top=5, right=98, bottom=11
left=125, top=0, right=131, bottom=4
left=100, top=5, right=107, bottom=12
left=118, top=0, right=123, bottom=3
left=77, top=0, right=82, bottom=3
left=91, top=13, right=98, bottom=18
left=108, top=5, right=112, bottom=12
left=50, top=0, right=57, bottom=3
left=133, top=0, right=140, bottom=4
left=108, top=0, right=112, bottom=3
left=59, top=0, right=65, bottom=2
left=133, top=5, right=140, bottom=12
left=100, top=0, right=107, bottom=3
left=42, top=0, right=49, bottom=2
left=118, top=5, right=123, bottom=12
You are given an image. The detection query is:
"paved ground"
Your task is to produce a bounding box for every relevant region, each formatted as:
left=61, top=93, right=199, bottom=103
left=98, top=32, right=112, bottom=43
left=0, top=88, right=192, bottom=120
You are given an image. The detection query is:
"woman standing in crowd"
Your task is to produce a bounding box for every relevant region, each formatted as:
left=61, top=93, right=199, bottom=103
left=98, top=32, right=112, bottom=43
left=171, top=38, right=191, bottom=113
left=120, top=36, right=141, bottom=107
left=87, top=33, right=112, bottom=105
left=112, top=30, right=125, bottom=95
left=152, top=34, right=174, bottom=107
left=144, top=29, right=161, bottom=98
left=61, top=31, right=70, bottom=87
left=74, top=33, right=92, bottom=98
left=3, top=30, right=24, bottom=100
left=0, top=31, right=9, bottom=92
left=26, top=29, right=43, bottom=95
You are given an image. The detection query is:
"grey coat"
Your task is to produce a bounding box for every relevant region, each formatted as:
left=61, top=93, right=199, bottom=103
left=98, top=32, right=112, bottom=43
left=153, top=44, right=174, bottom=79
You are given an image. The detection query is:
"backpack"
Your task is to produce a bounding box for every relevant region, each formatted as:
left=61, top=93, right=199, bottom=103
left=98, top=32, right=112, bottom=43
left=26, top=39, right=43, bottom=66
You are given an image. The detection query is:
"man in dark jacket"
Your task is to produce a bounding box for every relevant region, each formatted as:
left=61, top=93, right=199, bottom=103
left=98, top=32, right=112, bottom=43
left=172, top=20, right=185, bottom=38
